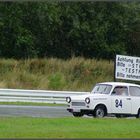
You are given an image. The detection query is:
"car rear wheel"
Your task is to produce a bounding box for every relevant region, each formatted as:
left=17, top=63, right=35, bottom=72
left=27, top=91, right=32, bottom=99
left=136, top=110, right=140, bottom=118
left=94, top=106, right=105, bottom=118
left=73, top=112, right=84, bottom=117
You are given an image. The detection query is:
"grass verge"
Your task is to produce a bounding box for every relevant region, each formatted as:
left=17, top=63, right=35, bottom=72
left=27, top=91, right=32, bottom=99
left=0, top=117, right=139, bottom=138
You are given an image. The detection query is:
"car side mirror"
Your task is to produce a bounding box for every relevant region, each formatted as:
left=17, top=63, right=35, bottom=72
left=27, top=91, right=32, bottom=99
left=112, top=91, right=116, bottom=95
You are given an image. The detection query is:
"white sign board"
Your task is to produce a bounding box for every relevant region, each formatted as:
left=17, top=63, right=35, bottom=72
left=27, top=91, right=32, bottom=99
left=115, top=55, right=140, bottom=81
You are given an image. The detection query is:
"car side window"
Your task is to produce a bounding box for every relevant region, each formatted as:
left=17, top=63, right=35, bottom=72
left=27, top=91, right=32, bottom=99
left=129, top=86, right=140, bottom=96
left=111, top=86, right=128, bottom=96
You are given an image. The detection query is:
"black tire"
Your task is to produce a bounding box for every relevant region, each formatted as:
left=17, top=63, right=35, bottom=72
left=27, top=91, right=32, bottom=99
left=136, top=110, right=140, bottom=118
left=94, top=106, right=106, bottom=118
left=73, top=112, right=84, bottom=117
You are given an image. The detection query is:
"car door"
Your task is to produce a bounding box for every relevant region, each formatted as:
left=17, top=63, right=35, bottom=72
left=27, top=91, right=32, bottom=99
left=129, top=86, right=140, bottom=115
left=111, top=86, right=131, bottom=114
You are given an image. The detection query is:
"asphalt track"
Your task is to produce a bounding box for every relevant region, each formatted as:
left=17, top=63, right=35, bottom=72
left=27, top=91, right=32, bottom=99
left=0, top=105, right=73, bottom=118
left=0, top=105, right=136, bottom=119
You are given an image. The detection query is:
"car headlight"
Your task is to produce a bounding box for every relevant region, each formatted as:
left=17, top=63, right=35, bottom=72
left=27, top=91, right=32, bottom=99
left=85, top=97, right=90, bottom=104
left=66, top=97, right=71, bottom=103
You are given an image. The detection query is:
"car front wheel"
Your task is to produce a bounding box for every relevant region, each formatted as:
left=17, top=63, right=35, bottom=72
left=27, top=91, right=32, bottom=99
left=94, top=106, right=105, bottom=118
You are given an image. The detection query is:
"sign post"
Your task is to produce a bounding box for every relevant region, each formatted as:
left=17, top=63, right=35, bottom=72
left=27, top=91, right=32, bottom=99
left=115, top=54, right=140, bottom=82
left=114, top=55, right=116, bottom=82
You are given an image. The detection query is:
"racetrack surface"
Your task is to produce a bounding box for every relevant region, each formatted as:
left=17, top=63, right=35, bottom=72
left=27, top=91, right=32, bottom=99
left=0, top=105, right=136, bottom=119
left=0, top=105, right=73, bottom=118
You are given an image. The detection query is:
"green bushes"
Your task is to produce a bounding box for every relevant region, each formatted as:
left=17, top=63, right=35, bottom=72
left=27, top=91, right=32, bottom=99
left=0, top=58, right=114, bottom=91
left=48, top=73, right=66, bottom=90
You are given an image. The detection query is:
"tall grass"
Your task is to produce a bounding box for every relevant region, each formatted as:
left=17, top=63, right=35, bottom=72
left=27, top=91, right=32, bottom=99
left=0, top=58, right=114, bottom=91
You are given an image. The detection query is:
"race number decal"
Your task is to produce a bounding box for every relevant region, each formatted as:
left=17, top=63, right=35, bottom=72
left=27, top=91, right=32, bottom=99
left=115, top=99, right=122, bottom=108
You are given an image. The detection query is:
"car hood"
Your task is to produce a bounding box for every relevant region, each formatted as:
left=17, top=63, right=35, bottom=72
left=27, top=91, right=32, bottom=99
left=69, top=93, right=108, bottom=101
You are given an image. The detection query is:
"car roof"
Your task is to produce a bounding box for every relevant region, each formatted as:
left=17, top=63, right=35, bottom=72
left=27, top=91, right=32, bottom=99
left=97, top=82, right=140, bottom=87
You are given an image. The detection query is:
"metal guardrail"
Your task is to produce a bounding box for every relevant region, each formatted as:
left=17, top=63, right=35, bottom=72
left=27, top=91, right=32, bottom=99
left=0, top=88, right=89, bottom=104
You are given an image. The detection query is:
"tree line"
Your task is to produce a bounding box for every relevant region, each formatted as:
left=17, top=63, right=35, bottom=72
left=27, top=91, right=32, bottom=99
left=0, top=2, right=140, bottom=60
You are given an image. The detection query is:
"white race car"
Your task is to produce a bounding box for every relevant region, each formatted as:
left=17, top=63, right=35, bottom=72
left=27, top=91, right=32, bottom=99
left=66, top=82, right=140, bottom=118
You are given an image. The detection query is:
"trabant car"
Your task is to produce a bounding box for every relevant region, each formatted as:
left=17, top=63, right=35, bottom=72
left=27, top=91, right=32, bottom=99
left=66, top=82, right=140, bottom=118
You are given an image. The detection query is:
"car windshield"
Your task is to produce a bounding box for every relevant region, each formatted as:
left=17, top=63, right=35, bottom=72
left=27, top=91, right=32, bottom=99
left=91, top=84, right=112, bottom=94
